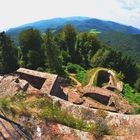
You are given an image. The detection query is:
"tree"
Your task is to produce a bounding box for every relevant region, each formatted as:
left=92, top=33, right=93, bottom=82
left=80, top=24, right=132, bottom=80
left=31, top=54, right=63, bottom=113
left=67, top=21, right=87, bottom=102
left=62, top=24, right=77, bottom=63
left=18, top=28, right=44, bottom=69
left=43, top=29, right=64, bottom=75
left=90, top=48, right=137, bottom=85
left=134, top=78, right=140, bottom=92
left=0, top=32, right=18, bottom=74
left=77, top=32, right=101, bottom=67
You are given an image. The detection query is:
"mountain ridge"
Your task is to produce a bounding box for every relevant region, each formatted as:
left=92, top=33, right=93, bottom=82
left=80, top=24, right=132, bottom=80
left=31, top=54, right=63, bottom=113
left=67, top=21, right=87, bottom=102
left=6, top=16, right=140, bottom=34
left=5, top=16, right=140, bottom=63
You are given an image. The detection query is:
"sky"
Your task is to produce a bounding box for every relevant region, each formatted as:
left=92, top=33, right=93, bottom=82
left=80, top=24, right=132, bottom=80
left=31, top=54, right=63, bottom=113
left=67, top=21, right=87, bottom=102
left=0, top=0, right=140, bottom=31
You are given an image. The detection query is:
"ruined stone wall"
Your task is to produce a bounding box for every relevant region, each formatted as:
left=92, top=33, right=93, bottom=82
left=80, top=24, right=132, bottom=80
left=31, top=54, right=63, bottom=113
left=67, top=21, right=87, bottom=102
left=17, top=72, right=46, bottom=89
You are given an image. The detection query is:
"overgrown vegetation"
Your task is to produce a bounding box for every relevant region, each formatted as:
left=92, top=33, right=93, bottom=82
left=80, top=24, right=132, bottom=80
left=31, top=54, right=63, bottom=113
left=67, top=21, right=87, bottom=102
left=0, top=94, right=112, bottom=137
left=123, top=84, right=140, bottom=114
left=1, top=25, right=140, bottom=90
left=94, top=109, right=111, bottom=138
left=65, top=63, right=87, bottom=85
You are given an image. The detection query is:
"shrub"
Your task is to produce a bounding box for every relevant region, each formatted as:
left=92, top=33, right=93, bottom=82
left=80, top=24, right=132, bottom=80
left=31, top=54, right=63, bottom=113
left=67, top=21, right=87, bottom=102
left=0, top=98, right=11, bottom=112
left=95, top=109, right=108, bottom=119
left=66, top=63, right=85, bottom=73
left=94, top=117, right=110, bottom=138
left=76, top=70, right=87, bottom=85
left=66, top=63, right=87, bottom=85
left=36, top=67, right=45, bottom=72
left=39, top=101, right=94, bottom=131
left=123, top=83, right=140, bottom=114
left=134, top=78, right=140, bottom=92
left=17, top=90, right=25, bottom=101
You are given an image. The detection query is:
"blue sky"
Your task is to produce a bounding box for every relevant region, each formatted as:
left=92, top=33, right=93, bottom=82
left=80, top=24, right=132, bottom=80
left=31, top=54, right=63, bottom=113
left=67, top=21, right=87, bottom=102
left=0, top=0, right=140, bottom=31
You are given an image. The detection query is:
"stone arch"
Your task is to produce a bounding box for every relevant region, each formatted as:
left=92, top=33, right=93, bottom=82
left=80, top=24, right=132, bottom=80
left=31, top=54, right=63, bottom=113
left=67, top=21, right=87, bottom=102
left=87, top=68, right=117, bottom=88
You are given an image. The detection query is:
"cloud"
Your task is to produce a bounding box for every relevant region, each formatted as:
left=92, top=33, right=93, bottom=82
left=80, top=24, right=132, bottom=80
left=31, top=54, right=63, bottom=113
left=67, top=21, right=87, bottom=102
left=118, top=0, right=140, bottom=10
left=0, top=0, right=140, bottom=31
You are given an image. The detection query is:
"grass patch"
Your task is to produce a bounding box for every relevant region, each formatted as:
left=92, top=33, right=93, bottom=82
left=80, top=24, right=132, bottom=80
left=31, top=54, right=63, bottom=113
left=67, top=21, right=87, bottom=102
left=0, top=95, right=112, bottom=136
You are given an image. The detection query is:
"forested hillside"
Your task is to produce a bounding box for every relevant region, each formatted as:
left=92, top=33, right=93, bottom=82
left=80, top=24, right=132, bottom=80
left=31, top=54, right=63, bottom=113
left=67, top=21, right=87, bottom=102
left=1, top=23, right=140, bottom=139
left=1, top=24, right=140, bottom=91
left=98, top=31, right=140, bottom=62
left=6, top=17, right=140, bottom=63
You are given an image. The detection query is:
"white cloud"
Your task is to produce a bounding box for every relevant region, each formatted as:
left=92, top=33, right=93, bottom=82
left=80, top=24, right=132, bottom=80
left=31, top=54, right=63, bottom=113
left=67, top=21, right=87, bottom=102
left=118, top=0, right=140, bottom=10
left=0, top=0, right=140, bottom=31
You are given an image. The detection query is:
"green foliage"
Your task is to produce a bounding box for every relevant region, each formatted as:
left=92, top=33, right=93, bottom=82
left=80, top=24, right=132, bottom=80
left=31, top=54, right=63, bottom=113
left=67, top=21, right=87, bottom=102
left=77, top=32, right=101, bottom=67
left=134, top=78, right=140, bottom=92
left=76, top=70, right=87, bottom=85
left=43, top=29, right=64, bottom=75
left=0, top=95, right=113, bottom=136
left=39, top=101, right=94, bottom=132
left=66, top=63, right=85, bottom=73
left=66, top=63, right=87, bottom=85
left=62, top=24, right=77, bottom=63
left=0, top=32, right=18, bottom=74
left=116, top=71, right=125, bottom=81
left=17, top=90, right=25, bottom=101
left=123, top=84, right=140, bottom=114
left=0, top=98, right=11, bottom=111
left=90, top=48, right=137, bottom=85
left=99, top=30, right=140, bottom=63
left=1, top=24, right=139, bottom=88
left=19, top=28, right=44, bottom=69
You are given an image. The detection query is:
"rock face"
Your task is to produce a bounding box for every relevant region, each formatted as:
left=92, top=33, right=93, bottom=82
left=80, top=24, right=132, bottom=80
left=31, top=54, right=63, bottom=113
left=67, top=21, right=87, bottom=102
left=16, top=68, right=67, bottom=99
left=49, top=95, right=140, bottom=140
left=0, top=75, right=29, bottom=98
left=31, top=122, right=96, bottom=140
left=0, top=117, right=22, bottom=140
left=0, top=68, right=140, bottom=140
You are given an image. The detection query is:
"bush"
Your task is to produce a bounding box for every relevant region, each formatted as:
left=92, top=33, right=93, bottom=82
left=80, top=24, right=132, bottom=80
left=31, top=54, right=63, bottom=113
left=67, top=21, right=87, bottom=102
left=134, top=78, right=140, bottom=92
left=39, top=101, right=94, bottom=131
left=36, top=67, right=45, bottom=72
left=123, top=83, right=140, bottom=114
left=76, top=70, right=87, bottom=85
left=0, top=98, right=11, bottom=112
left=94, top=118, right=110, bottom=138
left=66, top=63, right=87, bottom=85
left=95, top=109, right=108, bottom=119
left=66, top=63, right=85, bottom=73
left=17, top=90, right=25, bottom=101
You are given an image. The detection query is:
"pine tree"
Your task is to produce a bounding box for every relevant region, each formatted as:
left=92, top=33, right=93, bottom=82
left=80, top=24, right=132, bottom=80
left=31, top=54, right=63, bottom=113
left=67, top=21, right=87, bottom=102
left=19, top=28, right=44, bottom=69
left=0, top=32, right=18, bottom=74
left=44, top=29, right=64, bottom=75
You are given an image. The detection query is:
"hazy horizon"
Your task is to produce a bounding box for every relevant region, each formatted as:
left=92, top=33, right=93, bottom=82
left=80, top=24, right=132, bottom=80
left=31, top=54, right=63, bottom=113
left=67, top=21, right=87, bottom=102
left=0, top=0, right=140, bottom=31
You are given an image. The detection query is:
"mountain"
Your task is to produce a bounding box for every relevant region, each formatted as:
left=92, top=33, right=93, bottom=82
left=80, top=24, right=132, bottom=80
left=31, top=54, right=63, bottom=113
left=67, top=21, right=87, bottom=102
left=7, top=16, right=140, bottom=34
left=6, top=16, right=140, bottom=62
left=98, top=31, right=140, bottom=62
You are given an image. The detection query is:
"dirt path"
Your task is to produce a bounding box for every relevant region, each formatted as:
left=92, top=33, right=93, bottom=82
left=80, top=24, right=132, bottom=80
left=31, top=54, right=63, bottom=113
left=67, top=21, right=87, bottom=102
left=69, top=75, right=82, bottom=87
left=86, top=68, right=103, bottom=87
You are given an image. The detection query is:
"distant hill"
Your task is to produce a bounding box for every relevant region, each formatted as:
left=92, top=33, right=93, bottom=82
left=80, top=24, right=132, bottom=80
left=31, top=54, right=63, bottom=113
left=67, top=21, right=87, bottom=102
left=98, top=31, right=140, bottom=62
left=6, top=16, right=140, bottom=62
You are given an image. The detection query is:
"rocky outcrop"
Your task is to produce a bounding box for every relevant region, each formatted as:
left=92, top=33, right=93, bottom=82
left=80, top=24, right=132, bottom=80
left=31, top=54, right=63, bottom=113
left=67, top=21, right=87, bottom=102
left=0, top=75, right=29, bottom=98
left=0, top=68, right=139, bottom=140
left=49, top=95, right=140, bottom=139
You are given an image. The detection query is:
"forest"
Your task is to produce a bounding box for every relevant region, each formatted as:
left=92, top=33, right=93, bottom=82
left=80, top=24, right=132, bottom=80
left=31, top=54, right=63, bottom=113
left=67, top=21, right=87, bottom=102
left=0, top=24, right=140, bottom=112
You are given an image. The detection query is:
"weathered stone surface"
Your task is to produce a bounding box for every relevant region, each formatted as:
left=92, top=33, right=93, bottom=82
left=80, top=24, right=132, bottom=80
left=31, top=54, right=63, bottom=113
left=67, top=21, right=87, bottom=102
left=49, top=95, right=140, bottom=139
left=16, top=68, right=58, bottom=95
left=0, top=76, right=3, bottom=81
left=63, top=87, right=84, bottom=104
left=0, top=118, right=23, bottom=140
left=0, top=75, right=28, bottom=98
left=0, top=68, right=140, bottom=139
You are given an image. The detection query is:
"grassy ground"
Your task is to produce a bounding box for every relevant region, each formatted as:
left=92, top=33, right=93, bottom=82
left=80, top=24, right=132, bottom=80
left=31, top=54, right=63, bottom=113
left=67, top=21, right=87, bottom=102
left=0, top=92, right=111, bottom=137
